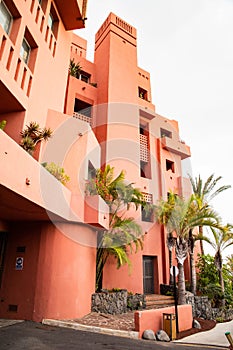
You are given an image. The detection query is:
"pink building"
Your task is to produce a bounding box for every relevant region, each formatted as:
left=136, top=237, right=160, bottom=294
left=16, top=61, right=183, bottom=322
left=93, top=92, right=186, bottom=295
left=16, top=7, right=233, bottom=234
left=0, top=5, right=192, bottom=322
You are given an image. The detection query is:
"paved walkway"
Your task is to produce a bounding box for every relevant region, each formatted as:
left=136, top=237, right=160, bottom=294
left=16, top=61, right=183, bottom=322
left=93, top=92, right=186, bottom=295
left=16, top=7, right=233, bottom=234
left=175, top=319, right=233, bottom=348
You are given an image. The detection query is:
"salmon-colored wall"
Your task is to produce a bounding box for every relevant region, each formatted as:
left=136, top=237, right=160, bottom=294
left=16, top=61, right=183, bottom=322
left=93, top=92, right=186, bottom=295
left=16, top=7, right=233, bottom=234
left=103, top=223, right=165, bottom=293
left=0, top=1, right=74, bottom=147
left=0, top=222, right=97, bottom=321
left=0, top=222, right=41, bottom=320
left=135, top=304, right=193, bottom=338
left=33, top=223, right=97, bottom=321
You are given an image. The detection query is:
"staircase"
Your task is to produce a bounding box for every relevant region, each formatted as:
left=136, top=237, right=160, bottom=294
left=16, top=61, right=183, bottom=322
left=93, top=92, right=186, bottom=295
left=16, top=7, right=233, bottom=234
left=145, top=294, right=175, bottom=309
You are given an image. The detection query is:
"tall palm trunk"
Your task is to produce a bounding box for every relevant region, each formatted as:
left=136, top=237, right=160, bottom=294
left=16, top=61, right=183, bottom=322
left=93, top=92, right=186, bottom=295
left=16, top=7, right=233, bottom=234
left=176, top=238, right=188, bottom=305
left=199, top=225, right=204, bottom=255
left=177, top=262, right=186, bottom=305
left=189, top=251, right=196, bottom=295
left=169, top=249, right=173, bottom=285
left=167, top=235, right=175, bottom=285
left=188, top=229, right=196, bottom=295
left=219, top=268, right=225, bottom=308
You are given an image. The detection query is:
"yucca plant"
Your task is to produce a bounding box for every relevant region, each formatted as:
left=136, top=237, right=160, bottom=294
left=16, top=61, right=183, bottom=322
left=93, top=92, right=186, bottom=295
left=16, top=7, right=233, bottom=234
left=69, top=59, right=81, bottom=78
left=20, top=121, right=52, bottom=155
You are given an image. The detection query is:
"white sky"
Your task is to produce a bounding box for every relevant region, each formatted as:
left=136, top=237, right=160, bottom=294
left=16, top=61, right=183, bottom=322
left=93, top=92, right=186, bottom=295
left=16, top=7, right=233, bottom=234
left=77, top=0, right=233, bottom=234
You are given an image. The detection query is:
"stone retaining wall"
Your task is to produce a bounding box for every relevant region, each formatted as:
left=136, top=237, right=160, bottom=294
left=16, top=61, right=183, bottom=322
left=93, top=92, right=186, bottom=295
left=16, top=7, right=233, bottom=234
left=91, top=290, right=145, bottom=314
left=186, top=293, right=233, bottom=320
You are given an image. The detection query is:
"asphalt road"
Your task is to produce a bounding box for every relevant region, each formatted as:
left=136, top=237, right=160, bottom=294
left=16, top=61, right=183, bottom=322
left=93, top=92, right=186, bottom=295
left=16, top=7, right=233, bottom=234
left=0, top=321, right=229, bottom=350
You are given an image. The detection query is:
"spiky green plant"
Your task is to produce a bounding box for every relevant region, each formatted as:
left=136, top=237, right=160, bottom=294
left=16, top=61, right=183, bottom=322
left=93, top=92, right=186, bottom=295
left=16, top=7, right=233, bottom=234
left=20, top=122, right=52, bottom=155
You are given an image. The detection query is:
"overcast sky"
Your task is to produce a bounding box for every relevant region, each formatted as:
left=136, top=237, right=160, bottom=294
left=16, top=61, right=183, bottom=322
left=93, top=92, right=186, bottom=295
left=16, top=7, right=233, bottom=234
left=77, top=0, right=233, bottom=232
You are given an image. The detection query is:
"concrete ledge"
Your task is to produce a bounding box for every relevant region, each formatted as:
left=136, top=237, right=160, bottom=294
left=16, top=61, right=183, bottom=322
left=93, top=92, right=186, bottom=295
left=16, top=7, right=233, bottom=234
left=42, top=319, right=139, bottom=339
left=0, top=319, right=24, bottom=328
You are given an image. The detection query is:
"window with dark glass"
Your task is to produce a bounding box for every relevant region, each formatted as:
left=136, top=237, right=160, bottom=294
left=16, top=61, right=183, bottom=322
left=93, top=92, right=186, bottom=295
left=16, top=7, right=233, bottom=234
left=160, top=128, right=172, bottom=138
left=138, top=87, right=148, bottom=101
left=0, top=0, right=12, bottom=34
left=80, top=71, right=90, bottom=83
left=20, top=38, right=31, bottom=64
left=48, top=3, right=59, bottom=38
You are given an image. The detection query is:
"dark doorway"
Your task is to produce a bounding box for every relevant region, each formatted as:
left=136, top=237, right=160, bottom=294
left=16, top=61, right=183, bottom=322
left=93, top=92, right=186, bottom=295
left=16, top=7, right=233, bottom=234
left=143, top=256, right=155, bottom=294
left=0, top=232, right=8, bottom=288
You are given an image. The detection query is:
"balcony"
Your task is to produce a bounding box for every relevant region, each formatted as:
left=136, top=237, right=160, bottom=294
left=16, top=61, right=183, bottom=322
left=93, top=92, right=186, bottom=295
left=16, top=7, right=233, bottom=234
left=0, top=130, right=72, bottom=221
left=54, top=0, right=87, bottom=30
left=84, top=195, right=109, bottom=230
left=161, top=136, right=191, bottom=160
left=73, top=112, right=92, bottom=126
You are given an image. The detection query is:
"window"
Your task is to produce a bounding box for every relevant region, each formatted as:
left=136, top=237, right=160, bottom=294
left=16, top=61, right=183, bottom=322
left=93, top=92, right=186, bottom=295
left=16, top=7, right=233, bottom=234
left=88, top=161, right=96, bottom=180
left=80, top=71, right=90, bottom=83
left=0, top=0, right=12, bottom=34
left=166, top=159, right=175, bottom=173
left=20, top=38, right=31, bottom=64
left=160, top=128, right=172, bottom=138
left=48, top=12, right=53, bottom=30
left=48, top=3, right=59, bottom=38
left=141, top=193, right=153, bottom=222
left=138, top=87, right=148, bottom=101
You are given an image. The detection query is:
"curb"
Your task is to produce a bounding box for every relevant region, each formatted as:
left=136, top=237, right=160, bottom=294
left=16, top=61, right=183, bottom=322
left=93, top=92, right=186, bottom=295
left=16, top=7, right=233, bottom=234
left=42, top=319, right=139, bottom=339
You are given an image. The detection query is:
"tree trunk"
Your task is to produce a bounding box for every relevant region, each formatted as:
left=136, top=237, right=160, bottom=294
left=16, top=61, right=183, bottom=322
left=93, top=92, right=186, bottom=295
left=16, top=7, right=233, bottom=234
left=169, top=249, right=174, bottom=285
left=175, top=238, right=188, bottom=305
left=199, top=225, right=204, bottom=255
left=177, top=262, right=186, bottom=305
left=190, top=252, right=196, bottom=295
left=219, top=268, right=225, bottom=308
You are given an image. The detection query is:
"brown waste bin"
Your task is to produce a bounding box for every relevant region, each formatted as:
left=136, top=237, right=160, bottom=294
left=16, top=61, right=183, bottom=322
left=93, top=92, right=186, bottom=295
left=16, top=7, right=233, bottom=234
left=163, top=313, right=176, bottom=340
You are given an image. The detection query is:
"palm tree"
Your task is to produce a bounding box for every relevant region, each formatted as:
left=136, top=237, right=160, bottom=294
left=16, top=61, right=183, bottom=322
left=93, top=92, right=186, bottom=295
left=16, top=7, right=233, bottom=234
left=155, top=193, right=219, bottom=304
left=188, top=173, right=231, bottom=255
left=204, top=224, right=233, bottom=307
left=154, top=192, right=176, bottom=284
left=86, top=165, right=144, bottom=291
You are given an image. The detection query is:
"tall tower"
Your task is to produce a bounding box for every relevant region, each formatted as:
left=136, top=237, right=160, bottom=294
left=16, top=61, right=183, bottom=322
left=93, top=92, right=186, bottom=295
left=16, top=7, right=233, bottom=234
left=94, top=13, right=154, bottom=180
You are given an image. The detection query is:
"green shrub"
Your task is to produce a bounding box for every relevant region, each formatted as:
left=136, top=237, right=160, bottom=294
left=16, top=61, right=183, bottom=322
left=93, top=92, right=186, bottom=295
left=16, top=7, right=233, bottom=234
left=42, top=162, right=70, bottom=185
left=0, top=120, right=6, bottom=130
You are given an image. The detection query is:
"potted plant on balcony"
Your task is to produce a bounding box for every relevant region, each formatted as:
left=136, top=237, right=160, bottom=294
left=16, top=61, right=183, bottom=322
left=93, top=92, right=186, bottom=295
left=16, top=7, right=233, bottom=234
left=0, top=120, right=6, bottom=131
left=20, top=121, right=52, bottom=155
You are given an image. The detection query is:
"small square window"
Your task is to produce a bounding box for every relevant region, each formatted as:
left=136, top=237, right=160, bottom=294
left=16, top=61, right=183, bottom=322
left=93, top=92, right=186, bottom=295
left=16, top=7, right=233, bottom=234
left=161, top=128, right=172, bottom=138
left=20, top=38, right=31, bottom=64
left=166, top=159, right=175, bottom=173
left=0, top=0, right=13, bottom=34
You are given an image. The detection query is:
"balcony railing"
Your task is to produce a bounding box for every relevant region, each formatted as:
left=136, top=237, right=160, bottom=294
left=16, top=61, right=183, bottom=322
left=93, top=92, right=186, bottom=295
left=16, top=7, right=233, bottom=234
left=73, top=112, right=92, bottom=126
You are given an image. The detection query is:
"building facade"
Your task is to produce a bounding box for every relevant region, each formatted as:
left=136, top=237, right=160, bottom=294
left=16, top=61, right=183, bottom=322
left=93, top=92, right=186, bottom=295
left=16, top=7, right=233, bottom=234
left=0, top=6, right=192, bottom=322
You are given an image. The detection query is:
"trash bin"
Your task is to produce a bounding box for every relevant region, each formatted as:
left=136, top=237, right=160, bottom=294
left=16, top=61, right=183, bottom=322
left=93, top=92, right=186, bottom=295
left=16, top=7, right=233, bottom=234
left=163, top=313, right=176, bottom=340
